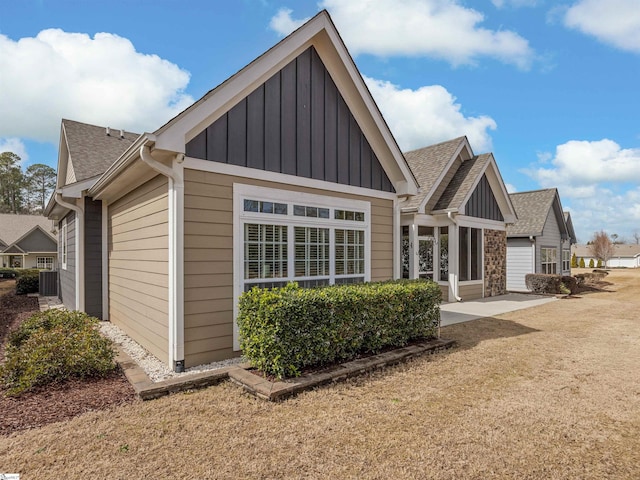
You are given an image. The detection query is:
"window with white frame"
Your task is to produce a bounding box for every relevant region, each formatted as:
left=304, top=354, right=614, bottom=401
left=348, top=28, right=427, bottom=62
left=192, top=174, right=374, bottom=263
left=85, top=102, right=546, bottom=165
left=237, top=186, right=370, bottom=292
left=61, top=219, right=67, bottom=270
left=37, top=257, right=54, bottom=270
left=562, top=249, right=571, bottom=271
left=541, top=247, right=557, bottom=274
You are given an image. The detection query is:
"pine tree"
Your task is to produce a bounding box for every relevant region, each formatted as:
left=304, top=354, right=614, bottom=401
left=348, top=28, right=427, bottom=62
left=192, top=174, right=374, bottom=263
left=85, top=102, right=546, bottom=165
left=579, top=257, right=585, bottom=268
left=589, top=258, right=594, bottom=268
left=571, top=252, right=578, bottom=268
left=597, top=259, right=602, bottom=268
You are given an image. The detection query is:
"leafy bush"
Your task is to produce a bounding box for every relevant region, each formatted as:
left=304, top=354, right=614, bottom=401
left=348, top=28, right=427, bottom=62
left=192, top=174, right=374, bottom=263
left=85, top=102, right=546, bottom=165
left=15, top=272, right=39, bottom=295
left=0, top=268, right=18, bottom=278
left=525, top=274, right=562, bottom=294
left=0, top=310, right=116, bottom=395
left=238, top=280, right=441, bottom=379
left=16, top=268, right=40, bottom=277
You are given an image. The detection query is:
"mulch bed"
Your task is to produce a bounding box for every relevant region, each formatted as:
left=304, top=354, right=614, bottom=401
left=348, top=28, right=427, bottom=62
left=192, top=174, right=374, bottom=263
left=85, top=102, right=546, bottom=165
left=0, top=281, right=138, bottom=436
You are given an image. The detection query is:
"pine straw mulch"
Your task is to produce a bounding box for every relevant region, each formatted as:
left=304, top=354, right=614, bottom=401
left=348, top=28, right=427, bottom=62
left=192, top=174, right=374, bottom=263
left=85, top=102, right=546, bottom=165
left=0, top=280, right=138, bottom=436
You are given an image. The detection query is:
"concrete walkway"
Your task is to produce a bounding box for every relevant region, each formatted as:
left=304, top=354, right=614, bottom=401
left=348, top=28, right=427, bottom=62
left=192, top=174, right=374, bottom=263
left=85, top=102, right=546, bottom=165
left=440, top=293, right=557, bottom=326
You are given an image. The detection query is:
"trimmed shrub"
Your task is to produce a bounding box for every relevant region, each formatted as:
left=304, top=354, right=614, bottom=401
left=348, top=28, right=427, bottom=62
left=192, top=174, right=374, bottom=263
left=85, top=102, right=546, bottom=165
left=238, top=280, right=441, bottom=379
left=589, top=258, right=595, bottom=268
left=571, top=252, right=578, bottom=268
left=597, top=259, right=603, bottom=268
left=0, top=310, right=116, bottom=395
left=15, top=272, right=39, bottom=295
left=16, top=268, right=40, bottom=277
left=525, top=274, right=562, bottom=294
left=0, top=268, right=18, bottom=279
left=561, top=275, right=578, bottom=294
left=579, top=257, right=585, bottom=268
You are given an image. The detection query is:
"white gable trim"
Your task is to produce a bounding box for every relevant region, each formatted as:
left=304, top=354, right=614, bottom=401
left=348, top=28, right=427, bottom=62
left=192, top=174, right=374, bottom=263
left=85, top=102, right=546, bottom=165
left=417, top=138, right=473, bottom=214
left=153, top=11, right=417, bottom=196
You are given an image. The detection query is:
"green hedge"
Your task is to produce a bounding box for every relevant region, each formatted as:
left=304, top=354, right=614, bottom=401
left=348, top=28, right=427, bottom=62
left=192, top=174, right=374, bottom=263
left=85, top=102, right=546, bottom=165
left=16, top=272, right=39, bottom=295
left=238, top=280, right=441, bottom=379
left=0, top=310, right=116, bottom=396
left=0, top=268, right=18, bottom=279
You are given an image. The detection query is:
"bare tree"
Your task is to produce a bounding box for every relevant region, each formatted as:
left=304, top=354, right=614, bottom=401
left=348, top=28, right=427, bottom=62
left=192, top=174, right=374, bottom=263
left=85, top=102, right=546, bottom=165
left=633, top=231, right=640, bottom=245
left=588, top=230, right=615, bottom=267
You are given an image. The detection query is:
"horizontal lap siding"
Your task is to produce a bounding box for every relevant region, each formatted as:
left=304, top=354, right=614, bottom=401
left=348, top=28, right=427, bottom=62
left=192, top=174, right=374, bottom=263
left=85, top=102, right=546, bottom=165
left=59, top=212, right=76, bottom=310
left=183, top=168, right=394, bottom=367
left=459, top=283, right=483, bottom=301
left=108, top=175, right=169, bottom=364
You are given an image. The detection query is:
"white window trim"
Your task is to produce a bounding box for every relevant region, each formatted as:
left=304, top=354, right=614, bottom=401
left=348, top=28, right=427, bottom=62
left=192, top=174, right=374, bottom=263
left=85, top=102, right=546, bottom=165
left=61, top=218, right=68, bottom=270
left=541, top=247, right=558, bottom=274
left=233, top=183, right=372, bottom=350
left=562, top=249, right=571, bottom=272
left=458, top=226, right=483, bottom=283
left=37, top=256, right=54, bottom=270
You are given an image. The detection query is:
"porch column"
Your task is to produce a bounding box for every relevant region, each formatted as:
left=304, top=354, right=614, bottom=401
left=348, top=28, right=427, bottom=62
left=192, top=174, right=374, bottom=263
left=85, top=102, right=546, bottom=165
left=448, top=223, right=459, bottom=302
left=410, top=224, right=419, bottom=279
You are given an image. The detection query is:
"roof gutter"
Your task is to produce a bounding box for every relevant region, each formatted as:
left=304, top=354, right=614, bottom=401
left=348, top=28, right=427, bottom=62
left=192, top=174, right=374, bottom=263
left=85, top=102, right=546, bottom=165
left=55, top=192, right=85, bottom=311
left=140, top=145, right=185, bottom=373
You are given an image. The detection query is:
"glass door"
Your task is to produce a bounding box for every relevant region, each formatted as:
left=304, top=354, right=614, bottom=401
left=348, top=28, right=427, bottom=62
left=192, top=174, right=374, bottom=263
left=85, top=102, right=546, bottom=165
left=418, top=237, right=434, bottom=279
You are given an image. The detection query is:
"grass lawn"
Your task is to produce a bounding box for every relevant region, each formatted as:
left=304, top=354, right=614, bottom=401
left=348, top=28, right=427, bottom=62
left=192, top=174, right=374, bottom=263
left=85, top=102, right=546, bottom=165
left=1, top=269, right=639, bottom=479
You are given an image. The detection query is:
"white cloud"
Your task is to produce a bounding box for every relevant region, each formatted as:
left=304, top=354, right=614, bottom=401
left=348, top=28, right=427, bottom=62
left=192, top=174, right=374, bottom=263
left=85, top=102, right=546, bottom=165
left=492, top=0, right=538, bottom=8
left=270, top=8, right=310, bottom=35
left=271, top=0, right=535, bottom=69
left=363, top=76, right=497, bottom=152
left=563, top=0, right=640, bottom=53
left=0, top=138, right=28, bottom=163
left=0, top=29, right=194, bottom=144
left=505, top=183, right=517, bottom=193
left=523, top=139, right=640, bottom=241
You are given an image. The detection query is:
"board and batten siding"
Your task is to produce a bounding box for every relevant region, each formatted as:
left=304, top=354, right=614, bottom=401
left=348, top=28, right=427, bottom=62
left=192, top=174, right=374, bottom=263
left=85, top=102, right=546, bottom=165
left=183, top=168, right=394, bottom=367
left=537, top=208, right=563, bottom=274
left=108, top=175, right=170, bottom=364
left=59, top=211, right=76, bottom=310
left=84, top=197, right=103, bottom=318
left=507, top=237, right=534, bottom=291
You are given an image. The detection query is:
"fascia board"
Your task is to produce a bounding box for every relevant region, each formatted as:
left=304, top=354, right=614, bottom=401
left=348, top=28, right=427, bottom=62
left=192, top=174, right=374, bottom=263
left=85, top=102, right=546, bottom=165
left=88, top=134, right=155, bottom=198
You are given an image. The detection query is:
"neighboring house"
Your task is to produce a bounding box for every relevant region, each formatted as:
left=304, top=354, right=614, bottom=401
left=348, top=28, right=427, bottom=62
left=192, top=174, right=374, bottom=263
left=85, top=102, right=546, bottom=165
left=401, top=137, right=517, bottom=302
left=0, top=213, right=57, bottom=270
left=45, top=11, right=515, bottom=372
left=572, top=244, right=640, bottom=268
left=506, top=189, right=576, bottom=291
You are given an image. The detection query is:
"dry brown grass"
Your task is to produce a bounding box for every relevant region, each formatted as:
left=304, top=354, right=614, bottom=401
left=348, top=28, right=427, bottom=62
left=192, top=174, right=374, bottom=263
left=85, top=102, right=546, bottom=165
left=2, top=270, right=640, bottom=479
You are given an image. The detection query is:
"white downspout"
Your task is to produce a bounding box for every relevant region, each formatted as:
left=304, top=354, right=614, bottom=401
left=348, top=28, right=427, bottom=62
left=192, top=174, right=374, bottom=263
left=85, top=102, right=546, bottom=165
left=447, top=211, right=462, bottom=302
left=55, top=192, right=84, bottom=311
left=140, top=145, right=185, bottom=373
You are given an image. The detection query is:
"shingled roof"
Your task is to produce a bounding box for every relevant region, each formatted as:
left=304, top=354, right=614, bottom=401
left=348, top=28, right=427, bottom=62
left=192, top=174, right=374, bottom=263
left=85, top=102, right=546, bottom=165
left=403, top=137, right=467, bottom=210
left=433, top=154, right=491, bottom=212
left=62, top=119, right=140, bottom=183
left=0, top=213, right=54, bottom=245
left=507, top=188, right=558, bottom=237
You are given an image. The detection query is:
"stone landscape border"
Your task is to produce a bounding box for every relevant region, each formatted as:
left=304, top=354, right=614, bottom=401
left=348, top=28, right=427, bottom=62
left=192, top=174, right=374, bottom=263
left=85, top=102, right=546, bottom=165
left=116, top=338, right=455, bottom=401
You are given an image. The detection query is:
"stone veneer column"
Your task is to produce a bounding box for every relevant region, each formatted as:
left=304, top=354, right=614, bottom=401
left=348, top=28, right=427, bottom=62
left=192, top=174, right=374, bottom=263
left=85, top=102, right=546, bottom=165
left=484, top=229, right=506, bottom=297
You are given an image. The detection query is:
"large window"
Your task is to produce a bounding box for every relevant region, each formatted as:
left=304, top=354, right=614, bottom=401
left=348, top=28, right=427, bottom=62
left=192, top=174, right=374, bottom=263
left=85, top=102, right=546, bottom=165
left=238, top=187, right=370, bottom=292
left=541, top=247, right=557, bottom=274
left=459, top=226, right=482, bottom=281
left=37, top=257, right=54, bottom=270
left=562, top=249, right=571, bottom=272
left=61, top=219, right=67, bottom=270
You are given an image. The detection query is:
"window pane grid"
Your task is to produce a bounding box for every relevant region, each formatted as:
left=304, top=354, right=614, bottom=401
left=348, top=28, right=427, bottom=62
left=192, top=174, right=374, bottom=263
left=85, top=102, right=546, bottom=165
left=294, top=226, right=330, bottom=278
left=244, top=224, right=288, bottom=279
left=335, top=229, right=365, bottom=276
left=541, top=247, right=558, bottom=274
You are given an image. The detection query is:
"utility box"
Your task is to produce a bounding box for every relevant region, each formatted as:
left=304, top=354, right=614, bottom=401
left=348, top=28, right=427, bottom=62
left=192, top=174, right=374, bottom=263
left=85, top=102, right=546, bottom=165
left=39, top=270, right=58, bottom=296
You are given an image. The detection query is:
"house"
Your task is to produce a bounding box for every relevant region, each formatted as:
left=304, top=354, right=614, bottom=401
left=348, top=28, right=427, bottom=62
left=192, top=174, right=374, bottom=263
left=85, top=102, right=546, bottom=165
left=45, top=120, right=139, bottom=317
left=45, top=11, right=516, bottom=372
left=0, top=213, right=57, bottom=270
left=401, top=137, right=517, bottom=301
left=506, top=188, right=576, bottom=291
left=572, top=244, right=640, bottom=268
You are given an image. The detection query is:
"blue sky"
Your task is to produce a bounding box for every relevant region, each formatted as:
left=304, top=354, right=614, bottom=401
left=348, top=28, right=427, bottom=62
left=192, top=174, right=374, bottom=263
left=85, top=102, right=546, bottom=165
left=1, top=0, right=639, bottom=242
